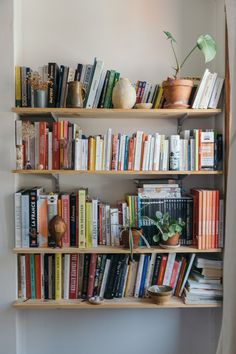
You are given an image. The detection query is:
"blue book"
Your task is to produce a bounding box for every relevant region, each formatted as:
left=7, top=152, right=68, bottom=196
left=30, top=254, right=35, bottom=299
left=139, top=255, right=149, bottom=297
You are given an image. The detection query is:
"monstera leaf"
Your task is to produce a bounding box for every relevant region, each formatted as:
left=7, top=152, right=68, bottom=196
left=197, top=34, right=217, bottom=63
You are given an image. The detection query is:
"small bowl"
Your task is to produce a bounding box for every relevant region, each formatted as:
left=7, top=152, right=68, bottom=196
left=147, top=285, right=173, bottom=305
left=88, top=296, right=104, bottom=305
left=135, top=103, right=153, bottom=109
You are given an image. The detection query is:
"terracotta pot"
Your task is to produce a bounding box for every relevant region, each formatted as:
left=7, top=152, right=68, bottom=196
left=121, top=228, right=142, bottom=249
left=162, top=78, right=194, bottom=109
left=162, top=233, right=180, bottom=246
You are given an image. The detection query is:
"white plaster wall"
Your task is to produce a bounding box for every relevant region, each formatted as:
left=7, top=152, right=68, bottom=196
left=0, top=0, right=224, bottom=353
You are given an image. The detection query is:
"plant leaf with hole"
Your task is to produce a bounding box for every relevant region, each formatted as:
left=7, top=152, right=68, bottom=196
left=197, top=34, right=217, bottom=63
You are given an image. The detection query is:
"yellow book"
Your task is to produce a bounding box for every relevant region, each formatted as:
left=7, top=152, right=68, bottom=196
left=153, top=86, right=163, bottom=109
left=127, top=195, right=133, bottom=227
left=85, top=201, right=92, bottom=248
left=15, top=66, right=21, bottom=107
left=89, top=137, right=95, bottom=171
left=55, top=254, right=62, bottom=300
left=100, top=138, right=104, bottom=170
left=57, top=198, right=62, bottom=217
left=124, top=263, right=132, bottom=297
left=78, top=189, right=86, bottom=248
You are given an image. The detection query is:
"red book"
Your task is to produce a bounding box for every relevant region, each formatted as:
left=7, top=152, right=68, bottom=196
left=157, top=255, right=168, bottom=285
left=63, top=121, right=69, bottom=168
left=127, top=138, right=134, bottom=171
left=111, top=134, right=118, bottom=170
left=174, top=257, right=187, bottom=296
left=69, top=254, right=78, bottom=299
left=136, top=81, right=143, bottom=103
left=169, top=261, right=179, bottom=289
left=98, top=203, right=103, bottom=245
left=87, top=254, right=97, bottom=298
left=61, top=194, right=70, bottom=247
left=39, top=122, right=47, bottom=169
left=45, top=130, right=48, bottom=170
left=34, top=254, right=41, bottom=299
left=52, top=122, right=60, bottom=170
left=25, top=255, right=31, bottom=299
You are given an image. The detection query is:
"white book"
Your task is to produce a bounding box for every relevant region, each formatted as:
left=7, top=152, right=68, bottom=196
left=99, top=139, right=103, bottom=170
left=47, top=131, right=52, bottom=170
left=142, top=82, right=150, bottom=103
left=134, top=131, right=143, bottom=170
left=142, top=141, right=148, bottom=171
left=95, top=136, right=101, bottom=170
left=63, top=254, right=70, bottom=299
left=179, top=139, right=184, bottom=170
left=169, top=135, right=180, bottom=170
left=74, top=138, right=79, bottom=170
left=92, top=199, right=98, bottom=247
left=105, top=204, right=111, bottom=246
left=198, top=72, right=214, bottom=109
left=190, top=138, right=195, bottom=171
left=81, top=139, right=88, bottom=170
left=134, top=255, right=145, bottom=298
left=86, top=60, right=104, bottom=108
left=15, top=189, right=25, bottom=248
left=179, top=254, right=196, bottom=296
left=93, top=70, right=107, bottom=108
left=163, top=253, right=176, bottom=286
left=67, top=67, right=76, bottom=82
left=21, top=191, right=29, bottom=248
left=191, top=272, right=221, bottom=284
left=145, top=135, right=151, bottom=171
left=187, top=279, right=223, bottom=290
left=182, top=139, right=188, bottom=170
left=192, top=69, right=210, bottom=108
left=209, top=77, right=224, bottom=108
left=110, top=208, right=120, bottom=246
left=102, top=133, right=107, bottom=171
left=159, top=135, right=166, bottom=170
left=127, top=261, right=139, bottom=297
left=20, top=255, right=26, bottom=299
left=148, top=136, right=155, bottom=170
left=162, top=139, right=169, bottom=171
left=105, top=128, right=112, bottom=171
left=41, top=254, right=45, bottom=299
left=15, top=120, right=22, bottom=146
left=153, top=133, right=161, bottom=170
left=200, top=72, right=218, bottom=108
left=99, top=258, right=111, bottom=298
left=144, top=254, right=157, bottom=296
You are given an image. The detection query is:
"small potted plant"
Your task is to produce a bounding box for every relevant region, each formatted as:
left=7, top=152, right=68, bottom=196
left=144, top=211, right=185, bottom=248
left=162, top=31, right=217, bottom=108
left=28, top=71, right=49, bottom=107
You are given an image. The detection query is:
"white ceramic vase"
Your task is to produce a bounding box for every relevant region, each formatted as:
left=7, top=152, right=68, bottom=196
left=112, top=78, right=136, bottom=109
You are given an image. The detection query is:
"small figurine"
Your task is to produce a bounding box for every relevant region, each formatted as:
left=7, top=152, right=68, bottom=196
left=48, top=215, right=67, bottom=248
left=25, top=160, right=32, bottom=169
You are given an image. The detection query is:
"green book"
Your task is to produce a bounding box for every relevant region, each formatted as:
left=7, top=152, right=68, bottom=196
left=30, top=254, right=35, bottom=299
left=104, top=70, right=116, bottom=108
left=109, top=72, right=120, bottom=107
left=98, top=70, right=110, bottom=108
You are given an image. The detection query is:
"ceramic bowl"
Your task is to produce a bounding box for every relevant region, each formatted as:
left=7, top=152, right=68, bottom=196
left=135, top=103, right=153, bottom=109
left=88, top=296, right=104, bottom=305
left=147, top=285, right=173, bottom=305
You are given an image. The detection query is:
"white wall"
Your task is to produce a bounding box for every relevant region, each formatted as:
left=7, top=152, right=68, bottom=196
left=0, top=0, right=224, bottom=353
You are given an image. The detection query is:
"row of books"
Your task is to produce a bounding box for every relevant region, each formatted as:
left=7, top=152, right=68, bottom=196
left=15, top=121, right=223, bottom=171
left=192, top=69, right=224, bottom=109
left=17, top=252, right=197, bottom=301
left=183, top=255, right=223, bottom=305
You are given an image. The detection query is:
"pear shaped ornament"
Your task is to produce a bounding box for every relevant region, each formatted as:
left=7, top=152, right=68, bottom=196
left=112, top=78, right=136, bottom=109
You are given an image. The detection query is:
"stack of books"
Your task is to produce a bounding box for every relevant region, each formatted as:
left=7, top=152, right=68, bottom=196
left=18, top=252, right=196, bottom=301
left=183, top=255, right=223, bottom=305
left=15, top=122, right=223, bottom=172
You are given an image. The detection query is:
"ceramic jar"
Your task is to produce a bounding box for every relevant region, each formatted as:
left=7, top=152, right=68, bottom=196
left=112, top=78, right=136, bottom=109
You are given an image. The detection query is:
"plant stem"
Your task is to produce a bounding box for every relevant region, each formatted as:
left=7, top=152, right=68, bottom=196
left=171, top=40, right=180, bottom=79
left=179, top=44, right=198, bottom=71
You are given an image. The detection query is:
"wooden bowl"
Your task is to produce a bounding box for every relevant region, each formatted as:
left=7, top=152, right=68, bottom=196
left=147, top=285, right=173, bottom=305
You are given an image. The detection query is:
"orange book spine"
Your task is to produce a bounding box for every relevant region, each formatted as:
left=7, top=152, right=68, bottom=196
left=174, top=257, right=187, bottom=296
left=197, top=190, right=203, bottom=249
left=57, top=198, right=62, bottom=217
left=157, top=255, right=167, bottom=285
left=191, top=190, right=198, bottom=246
left=128, top=137, right=134, bottom=171
left=211, top=191, right=215, bottom=248
left=34, top=254, right=41, bottom=299
left=39, top=122, right=47, bottom=169
left=208, top=191, right=213, bottom=249
left=202, top=190, right=207, bottom=249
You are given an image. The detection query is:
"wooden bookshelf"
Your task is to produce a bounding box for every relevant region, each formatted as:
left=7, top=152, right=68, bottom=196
left=12, top=169, right=223, bottom=175
left=12, top=297, right=222, bottom=309
left=11, top=107, right=221, bottom=119
left=13, top=246, right=222, bottom=254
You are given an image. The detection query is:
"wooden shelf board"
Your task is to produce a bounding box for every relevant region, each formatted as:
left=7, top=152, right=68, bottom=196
left=13, top=246, right=222, bottom=254
left=12, top=107, right=222, bottom=119
left=12, top=170, right=223, bottom=175
left=12, top=297, right=222, bottom=309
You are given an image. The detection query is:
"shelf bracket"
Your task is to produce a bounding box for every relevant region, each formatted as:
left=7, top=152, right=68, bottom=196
left=177, top=113, right=188, bottom=134
left=52, top=174, right=60, bottom=193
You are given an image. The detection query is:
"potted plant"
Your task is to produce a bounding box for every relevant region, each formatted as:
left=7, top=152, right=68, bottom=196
left=162, top=31, right=217, bottom=108
left=144, top=211, right=185, bottom=248
left=28, top=71, right=49, bottom=107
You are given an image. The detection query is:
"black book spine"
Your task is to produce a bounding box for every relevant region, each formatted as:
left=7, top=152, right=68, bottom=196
left=98, top=70, right=110, bottom=108
left=76, top=63, right=83, bottom=81
left=104, top=255, right=119, bottom=299
left=29, top=189, right=38, bottom=247
left=26, top=67, right=31, bottom=107
left=44, top=254, right=49, bottom=299
left=21, top=66, right=27, bottom=107
left=82, top=254, right=90, bottom=299
left=151, top=254, right=162, bottom=285
left=70, top=193, right=77, bottom=247
left=93, top=254, right=102, bottom=296
left=56, top=65, right=65, bottom=108
left=48, top=63, right=59, bottom=107
left=52, top=255, right=55, bottom=300
left=116, top=255, right=129, bottom=298
left=112, top=256, right=123, bottom=298
left=97, top=255, right=107, bottom=296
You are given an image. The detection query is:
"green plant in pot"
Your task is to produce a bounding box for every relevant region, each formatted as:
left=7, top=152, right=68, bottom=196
left=145, top=211, right=185, bottom=248
left=162, top=31, right=217, bottom=108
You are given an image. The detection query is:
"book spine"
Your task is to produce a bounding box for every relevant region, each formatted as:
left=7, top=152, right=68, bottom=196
left=30, top=254, right=35, bottom=299
left=92, top=199, right=98, bottom=247
left=20, top=255, right=26, bottom=299
left=163, top=253, right=176, bottom=286
left=69, top=254, right=78, bottom=299
left=63, top=254, right=70, bottom=299
left=34, top=254, right=41, bottom=299
left=70, top=193, right=77, bottom=247
left=82, top=254, right=90, bottom=298
left=61, top=194, right=70, bottom=247
left=134, top=255, right=145, bottom=298
left=78, top=190, right=86, bottom=248
left=157, top=255, right=168, bottom=285
left=29, top=189, right=38, bottom=247
left=104, top=70, right=116, bottom=108
left=47, top=193, right=58, bottom=247
left=99, top=258, right=111, bottom=298
left=87, top=254, right=97, bottom=298
left=48, top=63, right=59, bottom=107
left=15, top=66, right=22, bottom=107
left=55, top=254, right=62, bottom=300
left=52, top=122, right=60, bottom=170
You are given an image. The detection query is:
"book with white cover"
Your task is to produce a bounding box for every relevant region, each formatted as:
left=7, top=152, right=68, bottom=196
left=209, top=77, right=224, bottom=108
left=200, top=72, right=218, bottom=108
left=99, top=259, right=111, bottom=298
left=20, top=255, right=26, bottom=299
left=134, top=131, right=143, bottom=170
left=148, top=136, right=155, bottom=170
left=153, top=133, right=161, bottom=170
left=63, top=254, right=70, bottom=299
left=95, top=136, right=101, bottom=170
left=134, top=255, right=145, bottom=297
left=187, top=278, right=222, bottom=290
left=163, top=253, right=176, bottom=286
left=169, top=135, right=180, bottom=170
left=92, top=199, right=98, bottom=247
left=105, top=128, right=112, bottom=170
left=144, top=254, right=157, bottom=296
left=192, top=69, right=210, bottom=108
left=162, top=139, right=169, bottom=171
left=93, top=70, right=107, bottom=108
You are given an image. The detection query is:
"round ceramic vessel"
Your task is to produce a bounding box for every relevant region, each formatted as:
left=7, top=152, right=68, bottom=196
left=112, top=78, right=136, bottom=109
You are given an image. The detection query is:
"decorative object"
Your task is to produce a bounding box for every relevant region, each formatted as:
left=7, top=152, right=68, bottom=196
left=135, top=103, right=152, bottom=109
left=162, top=31, right=217, bottom=108
left=48, top=215, right=67, bottom=248
left=28, top=71, right=49, bottom=108
left=121, top=228, right=143, bottom=249
left=22, top=121, right=35, bottom=169
left=66, top=81, right=86, bottom=108
left=88, top=296, right=104, bottom=305
left=16, top=145, right=24, bottom=170
left=112, top=78, right=136, bottom=109
left=144, top=211, right=185, bottom=248
left=148, top=285, right=173, bottom=304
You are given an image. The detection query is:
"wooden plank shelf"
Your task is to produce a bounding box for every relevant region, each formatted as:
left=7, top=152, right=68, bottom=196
left=11, top=107, right=221, bottom=119
left=12, top=170, right=223, bottom=175
left=13, top=246, right=222, bottom=254
left=12, top=297, right=222, bottom=309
